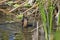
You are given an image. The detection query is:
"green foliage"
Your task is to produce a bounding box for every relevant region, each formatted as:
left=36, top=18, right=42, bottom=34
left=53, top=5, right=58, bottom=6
left=38, top=0, right=55, bottom=40
left=6, top=1, right=13, bottom=6
left=54, top=30, right=60, bottom=40
left=48, top=1, right=55, bottom=33
left=55, top=10, right=60, bottom=40
left=47, top=1, right=55, bottom=40
left=13, top=4, right=20, bottom=8
left=38, top=0, right=48, bottom=40
left=16, top=14, right=23, bottom=19
left=24, top=3, right=31, bottom=8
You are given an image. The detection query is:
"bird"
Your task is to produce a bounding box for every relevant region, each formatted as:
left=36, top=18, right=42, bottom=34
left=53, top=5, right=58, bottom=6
left=22, top=15, right=28, bottom=28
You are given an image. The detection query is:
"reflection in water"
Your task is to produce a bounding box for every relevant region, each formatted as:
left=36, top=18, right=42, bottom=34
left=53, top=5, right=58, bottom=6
left=9, top=34, right=14, bottom=40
